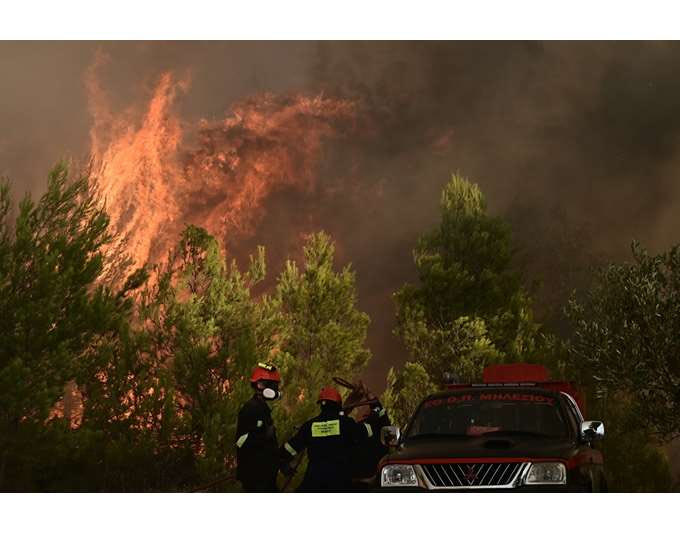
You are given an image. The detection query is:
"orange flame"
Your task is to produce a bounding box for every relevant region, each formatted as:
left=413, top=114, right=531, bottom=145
left=87, top=58, right=358, bottom=271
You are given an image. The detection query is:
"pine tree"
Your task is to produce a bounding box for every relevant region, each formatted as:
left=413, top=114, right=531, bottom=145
left=385, top=173, right=540, bottom=425
left=0, top=163, right=136, bottom=489
left=397, top=173, right=539, bottom=362
left=136, top=225, right=286, bottom=489
left=274, top=232, right=371, bottom=431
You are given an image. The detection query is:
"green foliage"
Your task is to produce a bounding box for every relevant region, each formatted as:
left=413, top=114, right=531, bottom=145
left=133, top=225, right=286, bottom=488
left=274, top=231, right=371, bottom=434
left=387, top=174, right=541, bottom=426
left=397, top=173, right=539, bottom=363
left=561, top=240, right=679, bottom=491
left=397, top=309, right=501, bottom=383
left=0, top=163, right=126, bottom=489
left=382, top=362, right=435, bottom=428
left=0, top=164, right=111, bottom=427
left=0, top=166, right=373, bottom=490
left=598, top=392, right=673, bottom=492
left=566, top=240, right=680, bottom=440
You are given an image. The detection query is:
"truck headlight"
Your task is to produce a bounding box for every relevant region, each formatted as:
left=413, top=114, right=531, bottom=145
left=381, top=464, right=419, bottom=487
left=525, top=462, right=567, bottom=485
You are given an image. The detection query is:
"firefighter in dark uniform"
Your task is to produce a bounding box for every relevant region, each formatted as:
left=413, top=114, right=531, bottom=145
left=344, top=381, right=391, bottom=487
left=279, top=386, right=378, bottom=491
left=235, top=362, right=282, bottom=492
left=351, top=403, right=391, bottom=486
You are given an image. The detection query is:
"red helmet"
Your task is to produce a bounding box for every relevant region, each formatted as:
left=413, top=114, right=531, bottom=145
left=250, top=362, right=281, bottom=383
left=318, top=386, right=342, bottom=404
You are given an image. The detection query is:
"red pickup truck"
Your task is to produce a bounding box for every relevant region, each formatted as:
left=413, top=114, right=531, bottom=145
left=378, top=364, right=606, bottom=491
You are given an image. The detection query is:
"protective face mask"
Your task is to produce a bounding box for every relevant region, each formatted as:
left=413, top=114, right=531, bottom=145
left=262, top=388, right=281, bottom=401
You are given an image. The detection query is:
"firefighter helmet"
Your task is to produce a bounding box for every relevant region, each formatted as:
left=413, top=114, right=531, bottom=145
left=317, top=386, right=342, bottom=405
left=250, top=362, right=281, bottom=383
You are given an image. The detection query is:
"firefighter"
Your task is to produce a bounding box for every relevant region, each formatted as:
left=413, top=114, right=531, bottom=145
left=235, top=362, right=282, bottom=492
left=344, top=381, right=391, bottom=487
left=279, top=386, right=378, bottom=491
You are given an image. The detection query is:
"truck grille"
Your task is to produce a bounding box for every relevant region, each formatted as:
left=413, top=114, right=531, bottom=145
left=420, top=462, right=526, bottom=488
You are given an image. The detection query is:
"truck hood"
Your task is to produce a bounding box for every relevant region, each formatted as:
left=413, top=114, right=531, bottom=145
left=382, top=435, right=579, bottom=464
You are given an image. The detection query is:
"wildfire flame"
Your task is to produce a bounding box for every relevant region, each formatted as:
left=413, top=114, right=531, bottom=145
left=87, top=56, right=358, bottom=271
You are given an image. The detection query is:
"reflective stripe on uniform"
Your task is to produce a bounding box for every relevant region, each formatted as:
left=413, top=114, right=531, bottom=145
left=364, top=423, right=373, bottom=438
left=378, top=408, right=386, bottom=417
left=311, top=419, right=341, bottom=437
left=284, top=442, right=297, bottom=456
left=236, top=433, right=249, bottom=448
left=256, top=420, right=263, bottom=428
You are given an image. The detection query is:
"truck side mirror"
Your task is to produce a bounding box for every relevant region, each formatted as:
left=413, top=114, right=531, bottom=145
left=380, top=425, right=401, bottom=447
left=580, top=420, right=605, bottom=442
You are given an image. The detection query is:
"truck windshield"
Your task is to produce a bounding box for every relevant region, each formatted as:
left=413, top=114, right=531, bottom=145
left=406, top=391, right=568, bottom=439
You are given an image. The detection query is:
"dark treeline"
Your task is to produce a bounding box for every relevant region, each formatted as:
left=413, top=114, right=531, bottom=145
left=0, top=164, right=678, bottom=491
